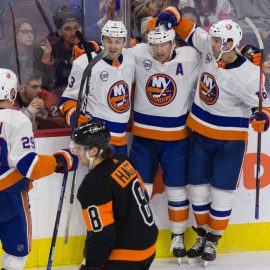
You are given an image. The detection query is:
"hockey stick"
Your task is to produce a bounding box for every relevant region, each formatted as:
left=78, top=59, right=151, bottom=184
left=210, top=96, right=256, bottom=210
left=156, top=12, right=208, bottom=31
left=63, top=33, right=108, bottom=244
left=47, top=172, right=68, bottom=270
left=245, top=17, right=264, bottom=219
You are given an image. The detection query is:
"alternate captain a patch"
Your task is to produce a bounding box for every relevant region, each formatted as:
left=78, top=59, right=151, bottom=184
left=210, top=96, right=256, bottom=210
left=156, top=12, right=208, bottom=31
left=199, top=72, right=219, bottom=105
left=146, top=74, right=177, bottom=106
left=107, top=80, right=130, bottom=113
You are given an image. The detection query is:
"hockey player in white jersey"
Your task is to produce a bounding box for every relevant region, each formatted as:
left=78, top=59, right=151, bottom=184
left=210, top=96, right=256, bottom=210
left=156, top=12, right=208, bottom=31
left=60, top=20, right=135, bottom=156
left=0, top=69, right=78, bottom=270
left=154, top=6, right=270, bottom=263
left=129, top=24, right=201, bottom=261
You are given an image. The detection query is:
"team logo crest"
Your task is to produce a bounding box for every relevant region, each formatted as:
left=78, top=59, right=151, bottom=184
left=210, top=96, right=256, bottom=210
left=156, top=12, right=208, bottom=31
left=107, top=80, right=130, bottom=113
left=144, top=60, right=152, bottom=70
left=146, top=74, right=177, bottom=106
left=199, top=72, right=219, bottom=105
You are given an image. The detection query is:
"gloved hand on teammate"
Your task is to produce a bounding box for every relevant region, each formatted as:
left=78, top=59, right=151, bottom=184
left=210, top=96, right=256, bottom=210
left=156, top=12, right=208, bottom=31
left=155, top=6, right=182, bottom=29
left=250, top=107, right=270, bottom=132
left=241, top=45, right=261, bottom=66
left=66, top=107, right=91, bottom=129
left=53, top=148, right=78, bottom=173
left=73, top=40, right=102, bottom=60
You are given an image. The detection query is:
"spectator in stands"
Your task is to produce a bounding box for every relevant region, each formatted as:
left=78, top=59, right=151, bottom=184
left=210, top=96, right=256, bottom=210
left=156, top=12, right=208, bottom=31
left=13, top=68, right=66, bottom=130
left=264, top=50, right=270, bottom=95
left=178, top=0, right=230, bottom=31
left=229, top=0, right=270, bottom=45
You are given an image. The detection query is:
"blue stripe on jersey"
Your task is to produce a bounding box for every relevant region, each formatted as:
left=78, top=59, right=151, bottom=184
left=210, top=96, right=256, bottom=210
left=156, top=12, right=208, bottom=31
left=59, top=97, right=76, bottom=106
left=17, top=152, right=37, bottom=176
left=188, top=31, right=195, bottom=48
left=192, top=103, right=249, bottom=128
left=210, top=208, right=232, bottom=217
left=192, top=203, right=211, bottom=212
left=168, top=199, right=189, bottom=207
left=134, top=111, right=188, bottom=128
left=92, top=117, right=127, bottom=133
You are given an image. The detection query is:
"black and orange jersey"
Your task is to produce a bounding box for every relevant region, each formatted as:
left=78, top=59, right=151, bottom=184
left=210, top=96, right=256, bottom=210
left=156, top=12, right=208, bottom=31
left=77, top=155, right=158, bottom=267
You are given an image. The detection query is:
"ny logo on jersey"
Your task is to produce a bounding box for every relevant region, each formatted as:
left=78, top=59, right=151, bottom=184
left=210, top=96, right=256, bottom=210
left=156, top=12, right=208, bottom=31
left=107, top=80, right=130, bottom=113
left=199, top=72, right=219, bottom=105
left=146, top=74, right=177, bottom=106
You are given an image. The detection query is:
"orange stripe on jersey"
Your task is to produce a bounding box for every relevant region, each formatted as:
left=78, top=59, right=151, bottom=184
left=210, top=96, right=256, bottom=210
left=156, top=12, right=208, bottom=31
left=187, top=115, right=248, bottom=141
left=21, top=191, right=32, bottom=253
left=109, top=243, right=156, bottom=261
left=61, top=99, right=77, bottom=114
left=208, top=216, right=229, bottom=231
left=111, top=160, right=137, bottom=188
left=174, top=17, right=195, bottom=41
left=194, top=213, right=208, bottom=226
left=0, top=169, right=24, bottom=191
left=30, top=155, right=57, bottom=180
left=110, top=135, right=127, bottom=146
left=168, top=208, right=189, bottom=222
left=132, top=125, right=190, bottom=141
left=112, top=60, right=121, bottom=68
left=82, top=201, right=114, bottom=232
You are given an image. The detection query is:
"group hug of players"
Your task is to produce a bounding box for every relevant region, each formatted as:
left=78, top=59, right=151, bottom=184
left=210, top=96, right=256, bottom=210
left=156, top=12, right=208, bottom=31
left=1, top=5, right=269, bottom=270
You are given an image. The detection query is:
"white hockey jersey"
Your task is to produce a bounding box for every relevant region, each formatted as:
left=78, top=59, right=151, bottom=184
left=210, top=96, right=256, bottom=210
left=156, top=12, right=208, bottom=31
left=174, top=19, right=270, bottom=141
left=131, top=43, right=200, bottom=141
left=60, top=50, right=135, bottom=146
left=0, top=109, right=57, bottom=191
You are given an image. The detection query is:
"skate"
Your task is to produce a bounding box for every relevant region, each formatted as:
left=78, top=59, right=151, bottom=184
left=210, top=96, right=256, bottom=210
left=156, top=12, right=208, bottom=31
left=187, top=227, right=207, bottom=258
left=170, top=233, right=186, bottom=264
left=201, top=232, right=222, bottom=267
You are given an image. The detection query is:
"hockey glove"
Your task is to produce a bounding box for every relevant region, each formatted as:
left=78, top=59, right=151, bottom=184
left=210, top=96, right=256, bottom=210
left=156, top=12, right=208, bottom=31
left=241, top=45, right=261, bottom=66
left=54, top=148, right=78, bottom=173
left=66, top=107, right=91, bottom=129
left=155, top=6, right=182, bottom=29
left=250, top=107, right=270, bottom=132
left=73, top=40, right=102, bottom=60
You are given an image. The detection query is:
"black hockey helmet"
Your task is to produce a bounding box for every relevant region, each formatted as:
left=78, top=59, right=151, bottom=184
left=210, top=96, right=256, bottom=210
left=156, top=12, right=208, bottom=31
left=72, top=120, right=111, bottom=150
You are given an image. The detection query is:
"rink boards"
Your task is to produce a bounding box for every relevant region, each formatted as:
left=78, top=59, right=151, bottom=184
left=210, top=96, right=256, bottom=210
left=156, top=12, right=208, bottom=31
left=1, top=128, right=270, bottom=268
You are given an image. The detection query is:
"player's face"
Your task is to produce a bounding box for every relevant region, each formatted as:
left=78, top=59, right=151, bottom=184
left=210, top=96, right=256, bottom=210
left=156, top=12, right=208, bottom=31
left=102, top=36, right=125, bottom=60
left=150, top=41, right=173, bottom=63
left=17, top=22, right=34, bottom=47
left=211, top=37, right=223, bottom=59
left=25, top=79, right=42, bottom=102
left=58, top=21, right=81, bottom=45
left=264, top=53, right=270, bottom=76
left=75, top=144, right=89, bottom=165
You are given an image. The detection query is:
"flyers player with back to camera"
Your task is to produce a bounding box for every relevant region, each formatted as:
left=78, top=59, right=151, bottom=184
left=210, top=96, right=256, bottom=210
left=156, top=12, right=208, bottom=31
left=0, top=69, right=77, bottom=270
left=155, top=6, right=270, bottom=264
left=73, top=120, right=158, bottom=270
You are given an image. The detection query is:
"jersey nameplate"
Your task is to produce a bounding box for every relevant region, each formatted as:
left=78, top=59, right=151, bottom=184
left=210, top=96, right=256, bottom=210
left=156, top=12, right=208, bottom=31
left=111, top=160, right=137, bottom=188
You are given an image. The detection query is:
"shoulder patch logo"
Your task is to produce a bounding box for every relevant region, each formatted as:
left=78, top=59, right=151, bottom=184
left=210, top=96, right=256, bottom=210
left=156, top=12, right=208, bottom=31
left=144, top=60, right=152, bottom=70
left=107, top=80, right=130, bottom=113
left=146, top=73, right=177, bottom=106
left=199, top=72, right=219, bottom=105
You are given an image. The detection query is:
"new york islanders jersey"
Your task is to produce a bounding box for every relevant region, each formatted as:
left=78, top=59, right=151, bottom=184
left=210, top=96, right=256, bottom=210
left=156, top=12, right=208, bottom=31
left=0, top=109, right=57, bottom=192
left=60, top=50, right=135, bottom=146
left=131, top=43, right=200, bottom=141
left=77, top=155, right=158, bottom=267
left=174, top=18, right=270, bottom=140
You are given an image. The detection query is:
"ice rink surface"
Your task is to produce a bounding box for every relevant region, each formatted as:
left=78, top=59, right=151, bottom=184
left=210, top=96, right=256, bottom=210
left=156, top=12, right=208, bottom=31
left=34, top=251, right=270, bottom=270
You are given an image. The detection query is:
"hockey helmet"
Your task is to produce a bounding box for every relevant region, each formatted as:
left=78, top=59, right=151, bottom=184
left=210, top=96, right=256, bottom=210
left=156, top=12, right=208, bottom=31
left=0, top=68, right=18, bottom=102
left=148, top=24, right=175, bottom=44
left=209, top=20, right=242, bottom=50
left=101, top=20, right=127, bottom=39
left=72, top=120, right=111, bottom=150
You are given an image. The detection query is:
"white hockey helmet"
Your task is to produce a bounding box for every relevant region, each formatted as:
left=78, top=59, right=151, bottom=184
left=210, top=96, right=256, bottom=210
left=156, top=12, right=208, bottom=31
left=209, top=20, right=242, bottom=50
left=148, top=24, right=175, bottom=44
left=0, top=68, right=18, bottom=102
left=101, top=20, right=127, bottom=39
